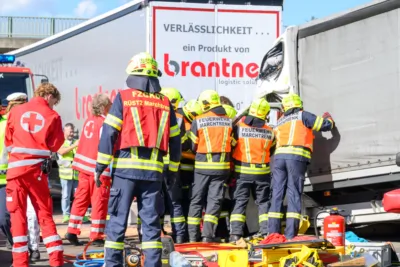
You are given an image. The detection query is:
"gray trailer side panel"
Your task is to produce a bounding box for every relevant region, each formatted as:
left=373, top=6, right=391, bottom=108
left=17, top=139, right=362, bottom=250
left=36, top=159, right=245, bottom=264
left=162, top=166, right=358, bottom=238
left=298, top=8, right=400, bottom=176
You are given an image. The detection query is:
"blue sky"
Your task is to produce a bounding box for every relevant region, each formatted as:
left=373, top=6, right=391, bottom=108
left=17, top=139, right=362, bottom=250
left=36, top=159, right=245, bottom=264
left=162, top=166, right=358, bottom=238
left=0, top=0, right=372, bottom=25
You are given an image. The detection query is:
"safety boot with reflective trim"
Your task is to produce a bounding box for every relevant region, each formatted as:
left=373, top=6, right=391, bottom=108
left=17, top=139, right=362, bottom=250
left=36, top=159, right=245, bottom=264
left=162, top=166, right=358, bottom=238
left=29, top=248, right=41, bottom=261
left=175, top=236, right=185, bottom=244
left=229, top=235, right=241, bottom=243
left=65, top=233, right=83, bottom=246
left=91, top=239, right=105, bottom=247
left=201, top=237, right=215, bottom=243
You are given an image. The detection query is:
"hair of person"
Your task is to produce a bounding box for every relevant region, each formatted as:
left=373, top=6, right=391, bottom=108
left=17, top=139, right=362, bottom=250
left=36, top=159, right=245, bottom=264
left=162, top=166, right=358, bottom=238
left=220, top=96, right=234, bottom=107
left=64, top=123, right=74, bottom=130
left=34, top=83, right=61, bottom=105
left=91, top=93, right=111, bottom=116
left=6, top=96, right=27, bottom=113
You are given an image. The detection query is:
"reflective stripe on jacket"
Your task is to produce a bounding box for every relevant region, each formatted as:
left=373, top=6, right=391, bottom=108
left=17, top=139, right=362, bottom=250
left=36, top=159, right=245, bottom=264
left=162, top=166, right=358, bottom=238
left=0, top=117, right=8, bottom=184
left=232, top=117, right=275, bottom=177
left=274, top=109, right=334, bottom=161
left=189, top=109, right=232, bottom=174
left=58, top=139, right=78, bottom=180
left=5, top=97, right=65, bottom=180
left=96, top=91, right=181, bottom=182
left=72, top=115, right=111, bottom=178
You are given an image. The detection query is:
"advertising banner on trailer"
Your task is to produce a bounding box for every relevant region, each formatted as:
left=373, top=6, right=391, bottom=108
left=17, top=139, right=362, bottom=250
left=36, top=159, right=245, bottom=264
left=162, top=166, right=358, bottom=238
left=152, top=2, right=281, bottom=110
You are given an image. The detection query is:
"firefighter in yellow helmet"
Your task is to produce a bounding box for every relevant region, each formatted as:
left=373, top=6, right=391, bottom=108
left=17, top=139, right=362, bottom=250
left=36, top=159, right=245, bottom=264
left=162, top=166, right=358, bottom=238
left=96, top=52, right=182, bottom=267
left=158, top=87, right=186, bottom=243
left=223, top=104, right=237, bottom=120
left=212, top=103, right=238, bottom=242
left=187, top=90, right=233, bottom=242
left=229, top=98, right=275, bottom=241
left=176, top=100, right=203, bottom=237
left=268, top=93, right=334, bottom=240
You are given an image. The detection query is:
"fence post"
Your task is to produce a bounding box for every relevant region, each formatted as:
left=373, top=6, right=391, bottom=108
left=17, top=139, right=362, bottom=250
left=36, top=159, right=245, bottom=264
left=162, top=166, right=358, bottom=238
left=7, top=17, right=13, bottom=38
left=50, top=18, right=56, bottom=35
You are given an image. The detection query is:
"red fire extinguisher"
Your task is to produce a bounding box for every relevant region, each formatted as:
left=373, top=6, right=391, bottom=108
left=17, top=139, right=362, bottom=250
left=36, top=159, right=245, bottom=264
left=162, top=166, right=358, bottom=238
left=323, top=207, right=345, bottom=247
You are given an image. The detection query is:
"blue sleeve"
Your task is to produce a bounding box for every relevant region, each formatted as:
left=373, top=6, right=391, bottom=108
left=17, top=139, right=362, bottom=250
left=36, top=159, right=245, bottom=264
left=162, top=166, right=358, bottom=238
left=95, top=93, right=123, bottom=173
left=302, top=111, right=334, bottom=132
left=168, top=103, right=182, bottom=172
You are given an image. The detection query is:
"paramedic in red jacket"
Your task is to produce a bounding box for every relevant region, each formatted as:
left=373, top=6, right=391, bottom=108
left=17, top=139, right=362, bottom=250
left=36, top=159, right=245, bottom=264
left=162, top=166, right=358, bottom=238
left=5, top=83, right=65, bottom=267
left=65, top=93, right=112, bottom=247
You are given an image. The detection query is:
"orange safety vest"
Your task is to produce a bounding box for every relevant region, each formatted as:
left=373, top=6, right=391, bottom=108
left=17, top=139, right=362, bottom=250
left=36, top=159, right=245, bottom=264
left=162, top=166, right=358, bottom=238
left=274, top=111, right=314, bottom=151
left=72, top=116, right=111, bottom=178
left=116, top=89, right=171, bottom=153
left=232, top=121, right=274, bottom=164
left=195, top=111, right=232, bottom=154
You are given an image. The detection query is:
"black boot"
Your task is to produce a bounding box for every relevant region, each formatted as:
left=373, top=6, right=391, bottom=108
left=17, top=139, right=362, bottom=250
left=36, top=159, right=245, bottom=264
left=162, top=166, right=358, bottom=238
left=201, top=237, right=214, bottom=243
left=229, top=235, right=241, bottom=243
left=175, top=236, right=185, bottom=244
left=6, top=239, right=12, bottom=250
left=29, top=248, right=41, bottom=261
left=91, top=239, right=105, bottom=247
left=65, top=233, right=83, bottom=246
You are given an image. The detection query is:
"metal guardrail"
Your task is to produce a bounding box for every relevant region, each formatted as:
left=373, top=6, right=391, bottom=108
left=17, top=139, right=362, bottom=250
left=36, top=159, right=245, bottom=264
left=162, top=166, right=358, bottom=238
left=0, top=16, right=88, bottom=38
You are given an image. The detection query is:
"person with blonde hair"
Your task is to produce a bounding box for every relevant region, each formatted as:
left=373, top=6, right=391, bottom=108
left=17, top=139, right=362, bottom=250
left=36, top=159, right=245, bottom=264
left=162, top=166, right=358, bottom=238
left=5, top=83, right=65, bottom=267
left=65, top=93, right=112, bottom=247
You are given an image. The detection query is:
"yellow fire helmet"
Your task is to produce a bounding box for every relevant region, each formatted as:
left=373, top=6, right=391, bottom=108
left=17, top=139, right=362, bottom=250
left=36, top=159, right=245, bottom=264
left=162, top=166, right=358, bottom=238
left=198, top=89, right=221, bottom=112
left=223, top=104, right=237, bottom=119
left=282, top=93, right=303, bottom=112
left=183, top=99, right=203, bottom=122
left=249, top=98, right=271, bottom=120
left=160, top=87, right=183, bottom=110
left=126, top=52, right=160, bottom=78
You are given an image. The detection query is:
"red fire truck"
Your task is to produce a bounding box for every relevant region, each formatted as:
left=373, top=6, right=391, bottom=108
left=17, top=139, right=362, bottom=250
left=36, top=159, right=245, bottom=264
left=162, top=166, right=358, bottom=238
left=0, top=54, right=48, bottom=115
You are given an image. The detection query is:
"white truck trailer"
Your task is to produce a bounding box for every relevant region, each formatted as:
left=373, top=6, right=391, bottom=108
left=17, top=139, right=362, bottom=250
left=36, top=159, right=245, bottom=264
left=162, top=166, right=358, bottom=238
left=8, top=0, right=282, bottom=130
left=253, top=0, right=400, bottom=230
left=7, top=0, right=282, bottom=198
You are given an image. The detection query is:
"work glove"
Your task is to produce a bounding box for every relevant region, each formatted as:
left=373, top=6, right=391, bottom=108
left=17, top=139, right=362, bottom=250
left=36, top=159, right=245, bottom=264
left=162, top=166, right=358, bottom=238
left=322, top=112, right=332, bottom=120
left=94, top=171, right=102, bottom=188
left=322, top=112, right=335, bottom=128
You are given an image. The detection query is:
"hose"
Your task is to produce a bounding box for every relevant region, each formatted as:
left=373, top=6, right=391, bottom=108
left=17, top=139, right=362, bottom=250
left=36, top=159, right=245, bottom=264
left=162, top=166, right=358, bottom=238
left=313, top=210, right=329, bottom=239
left=73, top=259, right=104, bottom=267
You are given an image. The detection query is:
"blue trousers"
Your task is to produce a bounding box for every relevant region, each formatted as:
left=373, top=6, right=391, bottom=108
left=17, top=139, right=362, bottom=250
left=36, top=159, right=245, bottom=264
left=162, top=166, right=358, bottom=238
left=268, top=159, right=307, bottom=239
left=104, top=175, right=163, bottom=267
left=0, top=185, right=12, bottom=244
left=162, top=168, right=185, bottom=238
left=60, top=179, right=78, bottom=216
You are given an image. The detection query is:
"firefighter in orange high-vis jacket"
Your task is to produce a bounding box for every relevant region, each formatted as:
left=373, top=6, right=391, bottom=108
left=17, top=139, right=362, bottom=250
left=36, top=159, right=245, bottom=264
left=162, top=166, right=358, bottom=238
left=229, top=98, right=275, bottom=242
left=65, top=93, right=112, bottom=247
left=5, top=83, right=65, bottom=267
left=187, top=90, right=233, bottom=243
left=177, top=100, right=203, bottom=236
left=215, top=104, right=237, bottom=242
left=96, top=52, right=181, bottom=267
left=268, top=93, right=335, bottom=240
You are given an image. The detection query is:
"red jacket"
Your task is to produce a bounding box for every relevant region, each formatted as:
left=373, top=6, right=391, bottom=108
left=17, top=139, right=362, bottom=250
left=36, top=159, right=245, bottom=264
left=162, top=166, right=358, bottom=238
left=72, top=115, right=111, bottom=178
left=5, top=97, right=64, bottom=180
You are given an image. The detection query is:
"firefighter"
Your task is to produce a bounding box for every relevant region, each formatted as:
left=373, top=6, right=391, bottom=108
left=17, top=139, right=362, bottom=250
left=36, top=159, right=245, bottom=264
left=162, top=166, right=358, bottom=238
left=268, top=93, right=334, bottom=239
left=176, top=100, right=203, bottom=238
left=187, top=90, right=233, bottom=243
left=96, top=52, right=181, bottom=267
left=57, top=123, right=81, bottom=223
left=229, top=98, right=275, bottom=242
left=215, top=104, right=237, bottom=242
left=65, top=93, right=112, bottom=247
left=5, top=83, right=65, bottom=267
left=159, top=87, right=186, bottom=243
